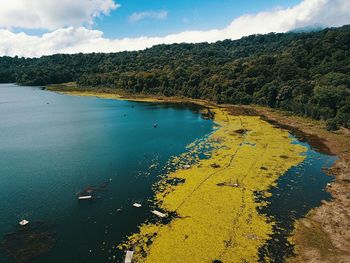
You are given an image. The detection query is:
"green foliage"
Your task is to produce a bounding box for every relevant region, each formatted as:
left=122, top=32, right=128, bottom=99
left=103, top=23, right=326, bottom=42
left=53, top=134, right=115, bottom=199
left=0, top=25, right=350, bottom=129
left=326, top=119, right=340, bottom=131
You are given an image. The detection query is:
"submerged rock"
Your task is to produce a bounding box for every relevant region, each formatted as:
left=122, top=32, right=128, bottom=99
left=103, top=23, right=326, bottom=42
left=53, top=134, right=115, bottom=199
left=1, top=222, right=56, bottom=262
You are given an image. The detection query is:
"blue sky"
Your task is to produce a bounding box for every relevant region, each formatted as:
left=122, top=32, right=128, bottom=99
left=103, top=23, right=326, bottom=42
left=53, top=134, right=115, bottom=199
left=0, top=0, right=349, bottom=57
left=95, top=0, right=301, bottom=38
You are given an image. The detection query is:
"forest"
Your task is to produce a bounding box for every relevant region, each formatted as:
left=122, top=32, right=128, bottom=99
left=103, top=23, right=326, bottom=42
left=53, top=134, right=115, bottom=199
left=0, top=25, right=349, bottom=130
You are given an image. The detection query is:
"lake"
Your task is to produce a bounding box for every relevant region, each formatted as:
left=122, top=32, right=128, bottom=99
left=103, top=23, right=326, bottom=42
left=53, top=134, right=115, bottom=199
left=0, top=84, right=336, bottom=263
left=0, top=84, right=214, bottom=263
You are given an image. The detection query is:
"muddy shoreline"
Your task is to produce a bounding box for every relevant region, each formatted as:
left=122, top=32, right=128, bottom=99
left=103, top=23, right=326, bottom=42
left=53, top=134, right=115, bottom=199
left=48, top=86, right=350, bottom=262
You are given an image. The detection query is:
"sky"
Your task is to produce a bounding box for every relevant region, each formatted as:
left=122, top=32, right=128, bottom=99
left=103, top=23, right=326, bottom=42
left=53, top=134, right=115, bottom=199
left=0, top=0, right=349, bottom=57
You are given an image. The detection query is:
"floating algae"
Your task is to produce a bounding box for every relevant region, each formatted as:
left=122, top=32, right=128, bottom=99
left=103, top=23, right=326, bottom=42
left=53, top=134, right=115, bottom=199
left=119, top=108, right=306, bottom=263
left=163, top=135, right=218, bottom=174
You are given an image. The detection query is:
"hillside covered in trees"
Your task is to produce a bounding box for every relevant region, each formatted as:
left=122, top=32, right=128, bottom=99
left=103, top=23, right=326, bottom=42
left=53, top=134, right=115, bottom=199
left=0, top=25, right=349, bottom=129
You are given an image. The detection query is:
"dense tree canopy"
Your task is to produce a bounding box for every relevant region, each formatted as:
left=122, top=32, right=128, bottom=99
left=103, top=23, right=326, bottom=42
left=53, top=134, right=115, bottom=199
left=1, top=25, right=349, bottom=129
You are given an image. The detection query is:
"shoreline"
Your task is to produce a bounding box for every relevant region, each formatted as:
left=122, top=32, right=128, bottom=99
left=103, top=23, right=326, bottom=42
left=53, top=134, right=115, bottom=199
left=252, top=107, right=350, bottom=263
left=48, top=87, right=350, bottom=262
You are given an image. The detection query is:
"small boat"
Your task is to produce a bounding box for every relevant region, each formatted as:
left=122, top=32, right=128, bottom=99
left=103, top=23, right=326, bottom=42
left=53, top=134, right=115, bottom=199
left=217, top=179, right=240, bottom=188
left=151, top=210, right=166, bottom=218
left=133, top=203, right=142, bottom=208
left=19, top=219, right=29, bottom=226
left=78, top=195, right=93, bottom=200
left=124, top=250, right=134, bottom=263
left=153, top=123, right=157, bottom=128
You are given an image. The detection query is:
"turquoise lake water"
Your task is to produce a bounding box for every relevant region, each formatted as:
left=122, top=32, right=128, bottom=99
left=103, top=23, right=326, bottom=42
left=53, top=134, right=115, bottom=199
left=0, top=84, right=214, bottom=263
left=0, top=84, right=336, bottom=263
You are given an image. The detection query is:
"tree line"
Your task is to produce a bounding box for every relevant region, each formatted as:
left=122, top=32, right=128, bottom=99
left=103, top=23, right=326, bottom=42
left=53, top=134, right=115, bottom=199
left=0, top=25, right=349, bottom=130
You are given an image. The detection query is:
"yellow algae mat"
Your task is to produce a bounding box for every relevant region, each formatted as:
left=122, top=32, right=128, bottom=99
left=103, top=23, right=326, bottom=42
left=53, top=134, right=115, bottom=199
left=119, top=108, right=306, bottom=263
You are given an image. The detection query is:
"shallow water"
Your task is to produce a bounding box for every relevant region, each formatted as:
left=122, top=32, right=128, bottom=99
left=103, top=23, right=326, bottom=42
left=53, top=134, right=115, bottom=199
left=0, top=84, right=336, bottom=263
left=0, top=84, right=214, bottom=263
left=258, top=138, right=336, bottom=262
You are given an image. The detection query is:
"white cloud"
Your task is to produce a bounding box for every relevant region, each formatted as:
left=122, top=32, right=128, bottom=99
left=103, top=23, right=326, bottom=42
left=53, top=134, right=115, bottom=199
left=0, top=0, right=120, bottom=30
left=129, top=10, right=168, bottom=23
left=0, top=0, right=349, bottom=57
